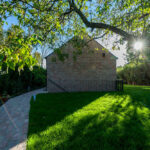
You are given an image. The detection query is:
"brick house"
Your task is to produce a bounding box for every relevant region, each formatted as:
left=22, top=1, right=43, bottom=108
left=46, top=37, right=118, bottom=92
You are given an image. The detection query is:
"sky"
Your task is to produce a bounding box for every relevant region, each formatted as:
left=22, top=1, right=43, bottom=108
left=97, top=38, right=127, bottom=66
left=3, top=16, right=127, bottom=67
left=3, top=16, right=18, bottom=30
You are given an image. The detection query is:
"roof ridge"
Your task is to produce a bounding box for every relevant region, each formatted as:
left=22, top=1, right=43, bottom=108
left=45, top=36, right=117, bottom=59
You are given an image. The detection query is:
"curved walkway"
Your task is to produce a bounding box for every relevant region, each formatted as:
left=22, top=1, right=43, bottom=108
left=0, top=88, right=47, bottom=150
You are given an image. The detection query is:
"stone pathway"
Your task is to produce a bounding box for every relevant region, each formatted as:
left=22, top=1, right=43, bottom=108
left=0, top=88, right=47, bottom=150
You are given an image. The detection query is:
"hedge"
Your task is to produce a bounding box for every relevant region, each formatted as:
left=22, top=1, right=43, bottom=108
left=0, top=65, right=46, bottom=96
left=117, top=62, right=150, bottom=85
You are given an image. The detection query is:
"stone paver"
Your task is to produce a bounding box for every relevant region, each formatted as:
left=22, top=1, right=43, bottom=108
left=0, top=88, right=47, bottom=150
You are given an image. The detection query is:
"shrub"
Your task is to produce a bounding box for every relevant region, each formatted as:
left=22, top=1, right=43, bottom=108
left=117, top=62, right=150, bottom=85
left=20, top=65, right=33, bottom=88
left=0, top=65, right=46, bottom=96
left=0, top=74, right=9, bottom=94
left=32, top=66, right=46, bottom=88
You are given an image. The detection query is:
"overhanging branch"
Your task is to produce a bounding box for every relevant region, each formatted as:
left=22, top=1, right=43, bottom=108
left=68, top=0, right=134, bottom=40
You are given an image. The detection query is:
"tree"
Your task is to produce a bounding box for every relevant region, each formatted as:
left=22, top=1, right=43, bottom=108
left=0, top=25, right=4, bottom=45
left=126, top=31, right=150, bottom=63
left=33, top=51, right=42, bottom=66
left=0, top=0, right=150, bottom=67
left=33, top=42, right=53, bottom=67
left=0, top=25, right=41, bottom=70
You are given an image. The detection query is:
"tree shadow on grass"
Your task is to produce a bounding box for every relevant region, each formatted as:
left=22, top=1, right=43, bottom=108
left=54, top=88, right=150, bottom=150
left=28, top=92, right=107, bottom=135
left=55, top=107, right=149, bottom=150
left=27, top=86, right=150, bottom=150
left=124, top=85, right=150, bottom=108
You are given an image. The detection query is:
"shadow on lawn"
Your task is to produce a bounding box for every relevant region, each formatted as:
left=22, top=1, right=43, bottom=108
left=28, top=86, right=150, bottom=150
left=124, top=85, right=150, bottom=108
left=55, top=109, right=147, bottom=150
left=28, top=92, right=106, bottom=135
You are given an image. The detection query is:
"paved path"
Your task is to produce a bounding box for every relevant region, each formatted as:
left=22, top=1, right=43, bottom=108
left=0, top=88, right=47, bottom=150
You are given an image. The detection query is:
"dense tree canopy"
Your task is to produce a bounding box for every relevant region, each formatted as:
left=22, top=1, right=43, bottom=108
left=0, top=25, right=40, bottom=69
left=33, top=51, right=42, bottom=66
left=0, top=0, right=150, bottom=68
left=126, top=32, right=150, bottom=62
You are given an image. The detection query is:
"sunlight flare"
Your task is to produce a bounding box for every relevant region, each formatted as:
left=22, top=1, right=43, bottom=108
left=134, top=41, right=143, bottom=50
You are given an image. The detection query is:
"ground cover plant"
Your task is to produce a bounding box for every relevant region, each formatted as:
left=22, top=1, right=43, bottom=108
left=27, top=85, right=150, bottom=150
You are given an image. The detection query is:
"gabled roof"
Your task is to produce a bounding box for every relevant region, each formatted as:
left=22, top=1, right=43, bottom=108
left=45, top=36, right=118, bottom=59
left=93, top=38, right=118, bottom=60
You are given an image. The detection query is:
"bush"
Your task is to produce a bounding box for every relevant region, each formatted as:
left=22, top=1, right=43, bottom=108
left=0, top=65, right=46, bottom=96
left=0, top=74, right=9, bottom=95
left=117, top=62, right=150, bottom=85
left=32, top=66, right=46, bottom=88
left=20, top=65, right=33, bottom=88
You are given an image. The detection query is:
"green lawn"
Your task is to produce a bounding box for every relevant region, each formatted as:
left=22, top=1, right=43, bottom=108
left=27, top=85, right=150, bottom=150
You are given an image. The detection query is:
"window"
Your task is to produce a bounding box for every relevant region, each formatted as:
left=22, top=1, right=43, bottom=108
left=102, top=53, right=105, bottom=57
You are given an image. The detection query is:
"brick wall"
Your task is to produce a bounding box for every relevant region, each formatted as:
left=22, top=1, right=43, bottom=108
left=46, top=39, right=117, bottom=92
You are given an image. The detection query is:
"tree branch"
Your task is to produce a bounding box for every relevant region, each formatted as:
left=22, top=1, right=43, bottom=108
left=68, top=0, right=134, bottom=40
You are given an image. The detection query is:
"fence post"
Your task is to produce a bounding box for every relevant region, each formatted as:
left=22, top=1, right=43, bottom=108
left=122, top=80, right=124, bottom=91
left=116, top=79, right=123, bottom=91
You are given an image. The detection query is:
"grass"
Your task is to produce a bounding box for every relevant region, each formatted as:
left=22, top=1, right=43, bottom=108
left=27, top=85, right=150, bottom=150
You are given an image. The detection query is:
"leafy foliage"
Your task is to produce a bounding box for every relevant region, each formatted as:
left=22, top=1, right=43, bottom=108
left=0, top=0, right=150, bottom=69
left=33, top=52, right=42, bottom=66
left=54, top=48, right=69, bottom=62
left=0, top=25, right=42, bottom=70
left=117, top=62, right=150, bottom=85
left=0, top=65, right=46, bottom=96
left=126, top=33, right=150, bottom=62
